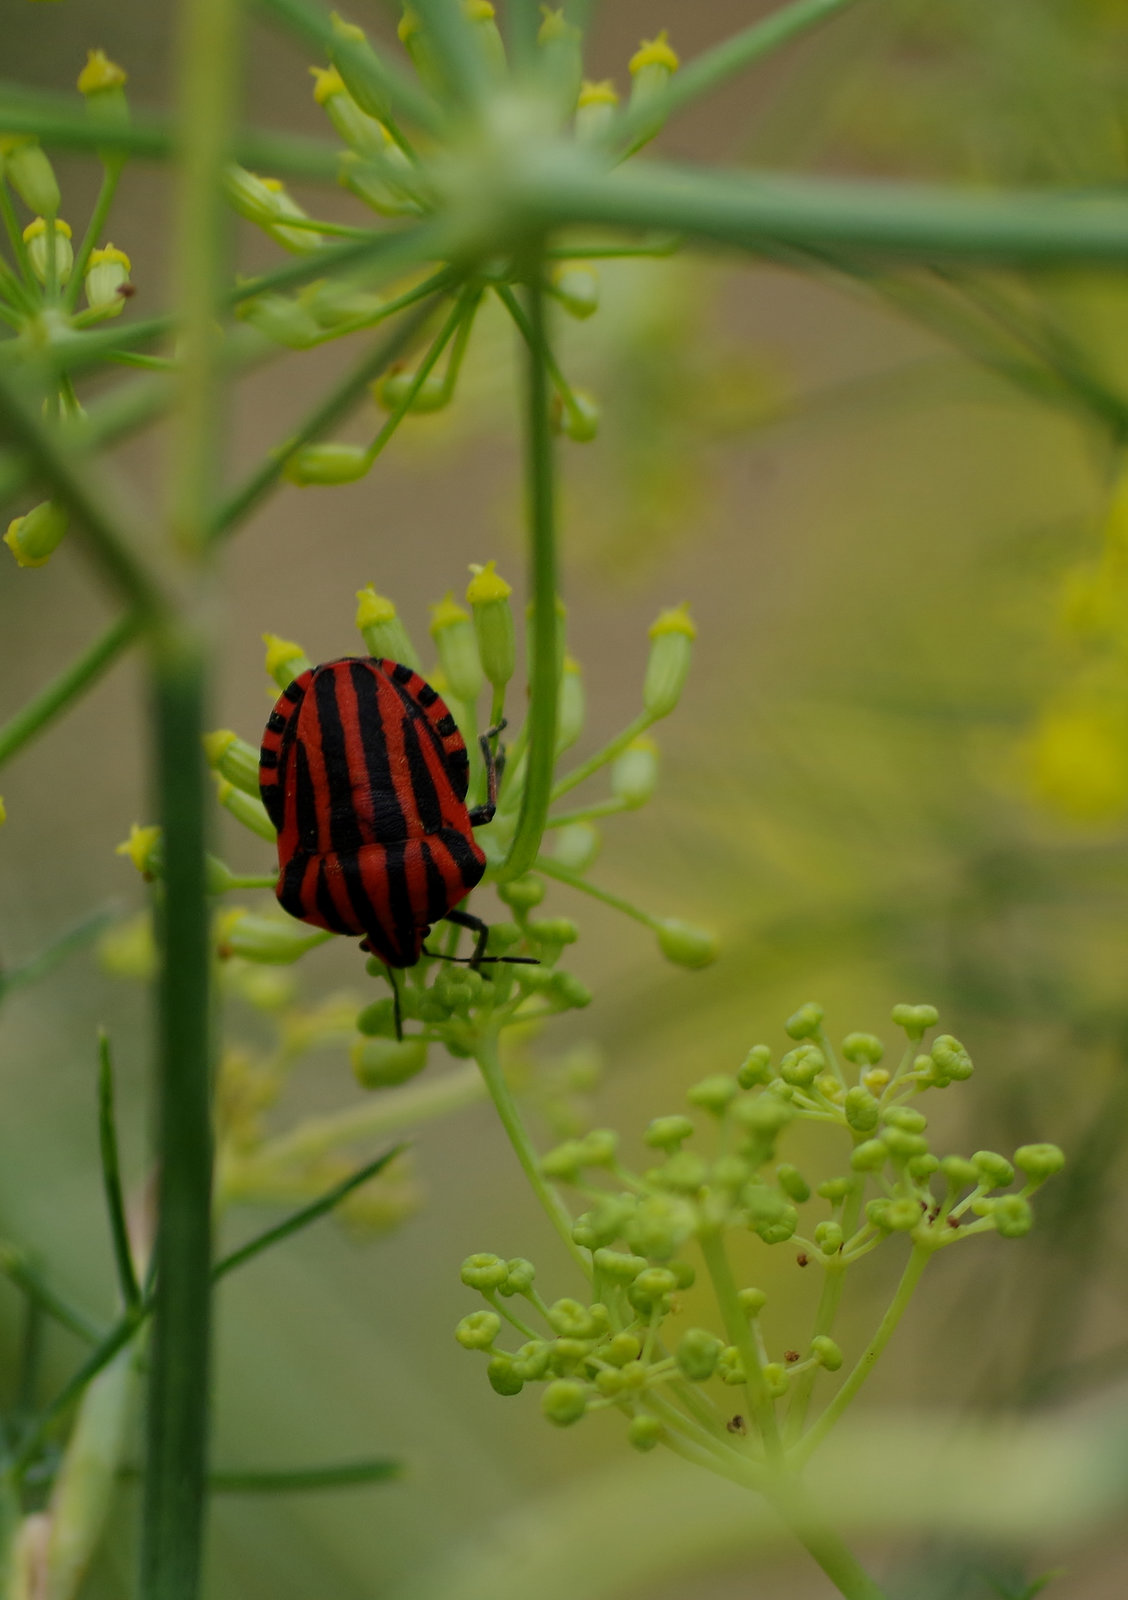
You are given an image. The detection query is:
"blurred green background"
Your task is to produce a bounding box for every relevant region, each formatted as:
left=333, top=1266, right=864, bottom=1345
left=3, top=1, right=1128, bottom=1596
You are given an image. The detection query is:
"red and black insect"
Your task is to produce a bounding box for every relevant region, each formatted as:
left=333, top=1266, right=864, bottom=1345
left=259, top=657, right=504, bottom=971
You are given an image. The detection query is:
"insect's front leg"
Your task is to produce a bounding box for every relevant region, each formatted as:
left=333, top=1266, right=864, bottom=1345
left=468, top=717, right=507, bottom=827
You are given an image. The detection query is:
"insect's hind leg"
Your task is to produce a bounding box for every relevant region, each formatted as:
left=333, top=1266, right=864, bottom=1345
left=467, top=718, right=507, bottom=827
left=432, top=906, right=538, bottom=971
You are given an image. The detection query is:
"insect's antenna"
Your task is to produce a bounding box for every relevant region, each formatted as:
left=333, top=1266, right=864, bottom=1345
left=421, top=948, right=538, bottom=965
left=389, top=966, right=404, bottom=1041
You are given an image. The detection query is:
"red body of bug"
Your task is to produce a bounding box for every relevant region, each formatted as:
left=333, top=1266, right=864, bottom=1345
left=259, top=657, right=489, bottom=967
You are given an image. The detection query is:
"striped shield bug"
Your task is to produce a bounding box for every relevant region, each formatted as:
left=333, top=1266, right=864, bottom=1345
left=259, top=657, right=519, bottom=979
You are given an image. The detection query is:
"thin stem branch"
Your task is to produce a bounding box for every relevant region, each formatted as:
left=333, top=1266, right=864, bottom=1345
left=473, top=1029, right=588, bottom=1274
left=0, top=613, right=140, bottom=769
left=97, top=1032, right=142, bottom=1310
left=65, top=161, right=125, bottom=313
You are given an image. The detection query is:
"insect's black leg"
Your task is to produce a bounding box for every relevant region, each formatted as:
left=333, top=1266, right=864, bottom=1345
left=467, top=717, right=508, bottom=828
left=444, top=906, right=491, bottom=967
left=389, top=966, right=404, bottom=1041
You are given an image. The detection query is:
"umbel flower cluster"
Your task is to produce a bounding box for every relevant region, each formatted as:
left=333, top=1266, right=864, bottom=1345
left=457, top=1002, right=1064, bottom=1469
left=118, top=565, right=714, bottom=1089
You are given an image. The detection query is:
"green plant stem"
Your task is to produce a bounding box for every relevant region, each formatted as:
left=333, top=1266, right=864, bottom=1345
left=473, top=1029, right=588, bottom=1274
left=120, top=1458, right=401, bottom=1493
left=772, top=1496, right=888, bottom=1600
left=543, top=797, right=633, bottom=827
left=698, top=1226, right=782, bottom=1462
left=0, top=906, right=117, bottom=1004
left=785, top=1175, right=865, bottom=1442
left=362, top=287, right=474, bottom=465
left=494, top=283, right=585, bottom=423
left=0, top=614, right=140, bottom=769
left=0, top=1249, right=104, bottom=1346
left=213, top=1148, right=402, bottom=1282
left=495, top=271, right=558, bottom=882
left=792, top=1241, right=930, bottom=1470
left=97, top=1033, right=142, bottom=1310
left=0, top=180, right=33, bottom=287
left=65, top=161, right=125, bottom=313
left=534, top=855, right=658, bottom=928
left=551, top=710, right=653, bottom=802
left=211, top=288, right=446, bottom=537
left=409, top=0, right=490, bottom=109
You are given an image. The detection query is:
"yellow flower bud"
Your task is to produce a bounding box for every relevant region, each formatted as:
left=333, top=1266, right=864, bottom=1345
left=629, top=30, right=680, bottom=77
left=214, top=775, right=277, bottom=842
left=430, top=593, right=483, bottom=704
left=23, top=217, right=73, bottom=286
left=627, top=30, right=678, bottom=146
left=310, top=64, right=388, bottom=155
left=262, top=633, right=312, bottom=690
left=465, top=0, right=506, bottom=76
left=77, top=50, right=128, bottom=95
left=116, top=823, right=163, bottom=879
left=216, top=909, right=330, bottom=964
left=355, top=585, right=421, bottom=669
left=1, top=138, right=60, bottom=217
left=643, top=603, right=695, bottom=719
left=466, top=562, right=515, bottom=691
left=84, top=243, right=131, bottom=314
left=5, top=501, right=68, bottom=568
left=202, top=729, right=260, bottom=796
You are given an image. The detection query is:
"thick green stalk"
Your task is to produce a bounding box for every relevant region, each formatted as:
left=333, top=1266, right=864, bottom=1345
left=0, top=614, right=140, bottom=769
left=495, top=272, right=558, bottom=883
left=141, top=632, right=214, bottom=1600
left=785, top=1175, right=865, bottom=1441
left=473, top=1029, right=588, bottom=1274
left=792, top=1242, right=930, bottom=1469
left=522, top=155, right=1128, bottom=266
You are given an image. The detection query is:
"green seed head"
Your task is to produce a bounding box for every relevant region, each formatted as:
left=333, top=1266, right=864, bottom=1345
left=593, top=1248, right=647, bottom=1283
left=780, top=1045, right=823, bottom=1087
left=500, top=1257, right=536, bottom=1297
left=973, top=1150, right=1015, bottom=1189
left=992, top=1194, right=1033, bottom=1238
left=785, top=1002, right=824, bottom=1040
left=676, top=1328, right=723, bottom=1381
left=737, top=1045, right=773, bottom=1088
left=851, top=1140, right=888, bottom=1173
left=461, top=1252, right=509, bottom=1292
left=687, top=1075, right=739, bottom=1115
left=656, top=918, right=718, bottom=969
left=842, top=1032, right=884, bottom=1065
left=644, top=1114, right=695, bottom=1151
left=777, top=1164, right=811, bottom=1203
left=542, top=1380, right=588, bottom=1426
left=351, top=1036, right=428, bottom=1088
left=844, top=1086, right=880, bottom=1133
left=488, top=1354, right=525, bottom=1397
left=891, top=1003, right=939, bottom=1040
left=1013, top=1143, right=1066, bottom=1183
left=811, top=1334, right=843, bottom=1371
left=736, top=1286, right=767, bottom=1317
left=455, top=1310, right=500, bottom=1350
left=815, top=1220, right=843, bottom=1253
left=627, top=1414, right=663, bottom=1452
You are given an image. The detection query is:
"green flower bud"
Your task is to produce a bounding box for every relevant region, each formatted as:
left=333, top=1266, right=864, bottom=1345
left=541, top=1140, right=585, bottom=1181
left=84, top=243, right=131, bottom=315
left=554, top=388, right=600, bottom=442
left=23, top=217, right=73, bottom=285
left=550, top=1337, right=595, bottom=1372
left=355, top=998, right=397, bottom=1038
left=330, top=15, right=394, bottom=119
left=355, top=586, right=422, bottom=669
left=497, top=874, right=545, bottom=911
left=992, top=1194, right=1033, bottom=1238
left=213, top=777, right=276, bottom=842
left=744, top=1187, right=798, bottom=1244
left=866, top=1199, right=893, bottom=1231
left=603, top=1331, right=641, bottom=1368
left=578, top=1129, right=618, bottom=1167
left=574, top=1193, right=635, bottom=1250
left=236, top=291, right=322, bottom=348
left=973, top=1151, right=1014, bottom=1188
left=623, top=1194, right=696, bottom=1261
left=428, top=592, right=482, bottom=703
left=656, top=1151, right=707, bottom=1194
left=777, top=1164, right=811, bottom=1203
left=611, top=735, right=659, bottom=808
left=283, top=442, right=369, bottom=486
left=883, top=1106, right=927, bottom=1133
left=549, top=971, right=592, bottom=1010
left=733, top=1093, right=795, bottom=1138
left=465, top=561, right=516, bottom=691
left=4, top=501, right=68, bottom=569
left=780, top=1046, right=822, bottom=1087
left=844, top=1086, right=880, bottom=1133
left=595, top=1366, right=625, bottom=1396
left=930, top=1034, right=973, bottom=1082
left=817, top=1177, right=852, bottom=1203
left=656, top=918, right=718, bottom=969
left=495, top=1258, right=535, bottom=1298
left=488, top=1354, right=524, bottom=1397
left=842, top=1031, right=884, bottom=1065
left=617, top=1360, right=649, bottom=1392
left=687, top=1075, right=738, bottom=1115
left=627, top=1413, right=663, bottom=1452
left=785, top=1002, right=824, bottom=1040
left=551, top=265, right=599, bottom=320
left=628, top=30, right=679, bottom=124
left=887, top=1197, right=924, bottom=1231
left=669, top=1259, right=695, bottom=1290
left=351, top=1036, right=427, bottom=1087
left=907, top=1153, right=940, bottom=1180
left=762, top=1362, right=789, bottom=1398
left=575, top=78, right=619, bottom=142
left=224, top=165, right=289, bottom=226
left=1013, top=1143, right=1066, bottom=1182
left=643, top=603, right=695, bottom=718
left=810, top=1335, right=843, bottom=1371
left=644, top=1114, right=694, bottom=1151
left=1, top=137, right=60, bottom=217
left=675, top=1328, right=721, bottom=1381
left=940, top=1156, right=979, bottom=1189
left=553, top=820, right=600, bottom=872
left=736, top=1045, right=772, bottom=1088
left=890, top=1003, right=939, bottom=1040
left=593, top=1248, right=647, bottom=1283
left=527, top=917, right=579, bottom=951
left=717, top=1346, right=745, bottom=1385
left=216, top=909, right=329, bottom=963
left=542, top=1379, right=587, bottom=1426
left=881, top=1127, right=929, bottom=1160
left=815, top=1220, right=843, bottom=1253
left=202, top=730, right=260, bottom=796
left=77, top=49, right=129, bottom=122
left=310, top=65, right=388, bottom=156
left=549, top=655, right=584, bottom=754
left=460, top=1252, right=509, bottom=1292
left=379, top=367, right=449, bottom=413
left=851, top=1140, right=887, bottom=1173
left=737, top=1287, right=767, bottom=1316
left=545, top=1298, right=596, bottom=1338
left=515, top=1339, right=552, bottom=1380
left=630, top=1266, right=679, bottom=1306
left=456, top=1310, right=500, bottom=1350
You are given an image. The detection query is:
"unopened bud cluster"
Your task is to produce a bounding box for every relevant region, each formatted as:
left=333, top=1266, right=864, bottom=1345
left=457, top=1001, right=1063, bottom=1458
